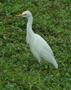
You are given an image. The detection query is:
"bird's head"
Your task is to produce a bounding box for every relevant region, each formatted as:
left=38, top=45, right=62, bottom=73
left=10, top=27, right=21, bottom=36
left=16, top=10, right=32, bottom=19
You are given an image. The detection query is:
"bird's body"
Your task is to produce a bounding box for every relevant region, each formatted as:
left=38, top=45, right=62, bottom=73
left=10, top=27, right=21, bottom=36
left=17, top=10, right=58, bottom=69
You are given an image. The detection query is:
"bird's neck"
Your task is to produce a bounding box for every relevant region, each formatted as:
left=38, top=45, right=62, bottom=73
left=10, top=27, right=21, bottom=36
left=27, top=16, right=34, bottom=36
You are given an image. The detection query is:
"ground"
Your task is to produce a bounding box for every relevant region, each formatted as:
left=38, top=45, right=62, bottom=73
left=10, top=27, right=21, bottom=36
left=0, top=0, right=71, bottom=90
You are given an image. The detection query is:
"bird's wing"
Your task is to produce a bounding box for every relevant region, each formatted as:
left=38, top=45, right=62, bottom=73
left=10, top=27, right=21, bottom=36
left=33, top=34, right=58, bottom=68
left=35, top=34, right=54, bottom=56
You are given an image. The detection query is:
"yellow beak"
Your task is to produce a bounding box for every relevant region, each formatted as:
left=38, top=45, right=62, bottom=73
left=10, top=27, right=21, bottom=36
left=16, top=14, right=22, bottom=17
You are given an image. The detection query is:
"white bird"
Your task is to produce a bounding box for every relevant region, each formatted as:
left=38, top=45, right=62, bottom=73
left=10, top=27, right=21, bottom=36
left=17, top=10, right=58, bottom=69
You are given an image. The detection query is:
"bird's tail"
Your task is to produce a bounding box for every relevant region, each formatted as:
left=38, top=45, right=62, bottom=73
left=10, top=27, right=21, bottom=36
left=52, top=58, right=58, bottom=69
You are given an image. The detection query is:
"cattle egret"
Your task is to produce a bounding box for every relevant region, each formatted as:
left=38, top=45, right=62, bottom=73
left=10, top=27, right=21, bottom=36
left=16, top=10, right=58, bottom=69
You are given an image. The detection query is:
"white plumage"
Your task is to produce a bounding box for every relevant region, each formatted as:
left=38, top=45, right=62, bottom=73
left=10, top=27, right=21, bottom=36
left=17, top=10, right=58, bottom=69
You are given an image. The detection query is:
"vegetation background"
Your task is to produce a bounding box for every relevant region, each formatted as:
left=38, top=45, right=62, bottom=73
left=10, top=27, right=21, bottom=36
left=0, top=0, right=71, bottom=90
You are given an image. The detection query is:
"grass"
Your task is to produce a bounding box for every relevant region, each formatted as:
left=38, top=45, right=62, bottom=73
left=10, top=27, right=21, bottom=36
left=0, top=0, right=71, bottom=90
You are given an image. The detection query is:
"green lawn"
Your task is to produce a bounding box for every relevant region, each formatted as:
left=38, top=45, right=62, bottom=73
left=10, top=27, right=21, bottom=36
left=0, top=0, right=71, bottom=90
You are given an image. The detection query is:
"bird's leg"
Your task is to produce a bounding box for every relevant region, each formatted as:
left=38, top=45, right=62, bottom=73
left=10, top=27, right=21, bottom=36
left=33, top=54, right=41, bottom=64
left=48, top=64, right=50, bottom=73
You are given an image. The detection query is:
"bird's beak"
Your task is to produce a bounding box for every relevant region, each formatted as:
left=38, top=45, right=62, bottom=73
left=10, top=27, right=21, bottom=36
left=16, top=14, right=22, bottom=17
